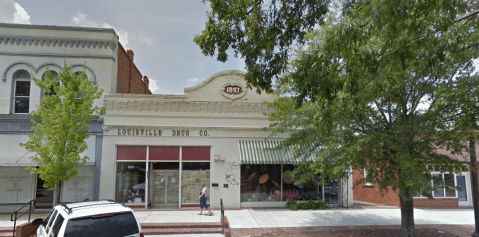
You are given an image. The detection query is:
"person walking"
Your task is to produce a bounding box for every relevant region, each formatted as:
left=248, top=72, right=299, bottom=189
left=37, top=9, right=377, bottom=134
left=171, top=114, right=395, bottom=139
left=198, top=183, right=213, bottom=216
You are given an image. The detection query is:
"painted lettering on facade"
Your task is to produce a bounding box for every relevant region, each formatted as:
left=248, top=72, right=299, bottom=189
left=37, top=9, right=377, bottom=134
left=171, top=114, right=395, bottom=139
left=118, top=128, right=162, bottom=136
left=172, top=130, right=190, bottom=136
left=116, top=127, right=209, bottom=137
left=224, top=85, right=242, bottom=95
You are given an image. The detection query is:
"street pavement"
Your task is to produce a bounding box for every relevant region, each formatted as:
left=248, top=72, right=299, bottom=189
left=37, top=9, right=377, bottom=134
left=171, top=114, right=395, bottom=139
left=0, top=207, right=474, bottom=236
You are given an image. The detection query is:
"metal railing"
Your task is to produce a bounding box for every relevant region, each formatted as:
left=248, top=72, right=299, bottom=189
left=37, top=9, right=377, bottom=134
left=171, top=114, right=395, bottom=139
left=10, top=199, right=36, bottom=237
left=220, top=198, right=225, bottom=233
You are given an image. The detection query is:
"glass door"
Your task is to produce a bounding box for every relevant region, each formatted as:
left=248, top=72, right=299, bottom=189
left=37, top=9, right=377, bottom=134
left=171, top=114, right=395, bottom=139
left=149, top=162, right=179, bottom=209
left=457, top=174, right=471, bottom=207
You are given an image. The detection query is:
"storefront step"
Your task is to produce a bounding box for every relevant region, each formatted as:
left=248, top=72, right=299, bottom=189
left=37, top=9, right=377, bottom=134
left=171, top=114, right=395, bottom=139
left=141, top=223, right=223, bottom=236
left=0, top=227, right=12, bottom=237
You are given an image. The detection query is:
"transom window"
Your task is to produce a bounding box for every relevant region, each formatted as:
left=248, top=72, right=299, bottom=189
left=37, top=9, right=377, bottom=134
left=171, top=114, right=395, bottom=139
left=13, top=70, right=31, bottom=114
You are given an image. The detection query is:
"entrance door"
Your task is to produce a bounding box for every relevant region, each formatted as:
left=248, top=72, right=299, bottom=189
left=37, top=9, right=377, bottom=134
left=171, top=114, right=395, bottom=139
left=149, top=170, right=179, bottom=207
left=457, top=174, right=471, bottom=207
left=36, top=176, right=54, bottom=208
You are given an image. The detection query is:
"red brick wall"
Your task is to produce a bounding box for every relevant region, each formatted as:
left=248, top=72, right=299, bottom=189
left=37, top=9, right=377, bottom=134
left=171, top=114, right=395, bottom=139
left=413, top=198, right=459, bottom=208
left=353, top=169, right=459, bottom=208
left=117, top=43, right=152, bottom=94
left=353, top=169, right=401, bottom=207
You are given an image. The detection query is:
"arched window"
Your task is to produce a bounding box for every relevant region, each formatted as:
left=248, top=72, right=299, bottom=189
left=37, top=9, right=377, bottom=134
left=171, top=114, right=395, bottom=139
left=12, top=70, right=31, bottom=114
left=42, top=71, right=59, bottom=96
left=75, top=72, right=85, bottom=99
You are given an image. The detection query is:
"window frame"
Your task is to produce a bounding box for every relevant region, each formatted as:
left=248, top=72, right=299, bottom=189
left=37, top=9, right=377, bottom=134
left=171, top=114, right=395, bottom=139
left=414, top=171, right=458, bottom=199
left=12, top=70, right=31, bottom=114
left=364, top=168, right=374, bottom=187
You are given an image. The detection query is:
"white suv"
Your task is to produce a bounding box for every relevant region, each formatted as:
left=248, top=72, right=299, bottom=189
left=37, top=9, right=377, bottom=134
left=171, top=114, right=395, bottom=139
left=31, top=200, right=144, bottom=237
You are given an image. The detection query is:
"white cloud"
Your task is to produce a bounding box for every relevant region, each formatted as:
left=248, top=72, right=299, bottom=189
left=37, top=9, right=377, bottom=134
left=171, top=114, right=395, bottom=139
left=187, top=77, right=201, bottom=86
left=72, top=12, right=153, bottom=49
left=72, top=13, right=98, bottom=27
left=13, top=3, right=30, bottom=24
left=0, top=0, right=30, bottom=24
left=148, top=78, right=160, bottom=94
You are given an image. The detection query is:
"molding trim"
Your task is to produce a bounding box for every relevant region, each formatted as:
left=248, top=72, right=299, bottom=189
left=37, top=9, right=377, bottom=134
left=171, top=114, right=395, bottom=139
left=2, top=61, right=98, bottom=83
left=0, top=35, right=117, bottom=50
left=184, top=70, right=245, bottom=93
left=0, top=51, right=116, bottom=62
left=0, top=23, right=117, bottom=33
left=104, top=99, right=272, bottom=118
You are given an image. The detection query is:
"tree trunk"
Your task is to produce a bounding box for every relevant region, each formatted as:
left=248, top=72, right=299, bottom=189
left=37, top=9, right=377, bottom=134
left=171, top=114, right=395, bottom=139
left=399, top=195, right=415, bottom=237
left=53, top=182, right=60, bottom=207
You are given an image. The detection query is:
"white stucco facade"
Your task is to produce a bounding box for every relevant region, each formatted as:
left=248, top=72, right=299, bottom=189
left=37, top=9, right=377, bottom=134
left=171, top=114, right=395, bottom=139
left=100, top=71, right=354, bottom=208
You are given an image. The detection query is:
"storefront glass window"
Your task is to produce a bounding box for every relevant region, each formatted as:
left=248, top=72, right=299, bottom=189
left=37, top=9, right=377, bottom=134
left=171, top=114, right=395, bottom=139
left=181, top=162, right=210, bottom=204
left=241, top=165, right=282, bottom=202
left=115, top=162, right=146, bottom=204
left=282, top=165, right=322, bottom=201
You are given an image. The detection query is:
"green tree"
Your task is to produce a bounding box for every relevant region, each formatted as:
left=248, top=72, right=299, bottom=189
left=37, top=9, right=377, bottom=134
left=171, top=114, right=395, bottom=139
left=21, top=62, right=105, bottom=206
left=196, top=1, right=479, bottom=236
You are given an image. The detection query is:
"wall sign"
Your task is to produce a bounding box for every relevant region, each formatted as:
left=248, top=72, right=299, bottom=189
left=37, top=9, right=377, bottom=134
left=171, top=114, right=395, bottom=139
left=220, top=83, right=247, bottom=101
left=116, top=127, right=209, bottom=137
left=224, top=85, right=242, bottom=95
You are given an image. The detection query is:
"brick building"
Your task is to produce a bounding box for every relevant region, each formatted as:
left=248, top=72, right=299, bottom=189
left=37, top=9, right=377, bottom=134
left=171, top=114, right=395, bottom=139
left=0, top=23, right=149, bottom=208
left=353, top=145, right=478, bottom=208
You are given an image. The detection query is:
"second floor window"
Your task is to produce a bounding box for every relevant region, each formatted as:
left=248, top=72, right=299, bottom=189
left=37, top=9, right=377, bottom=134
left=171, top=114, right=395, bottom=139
left=13, top=70, right=31, bottom=114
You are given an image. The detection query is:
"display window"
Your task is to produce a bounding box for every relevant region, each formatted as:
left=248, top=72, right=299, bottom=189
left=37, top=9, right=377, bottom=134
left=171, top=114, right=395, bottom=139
left=115, top=162, right=146, bottom=203
left=241, top=165, right=282, bottom=202
left=282, top=165, right=322, bottom=201
left=241, top=164, right=325, bottom=202
left=181, top=162, right=210, bottom=204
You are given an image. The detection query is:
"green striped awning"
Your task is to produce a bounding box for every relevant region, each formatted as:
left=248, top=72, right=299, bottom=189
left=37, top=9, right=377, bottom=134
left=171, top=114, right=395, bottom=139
left=238, top=140, right=299, bottom=164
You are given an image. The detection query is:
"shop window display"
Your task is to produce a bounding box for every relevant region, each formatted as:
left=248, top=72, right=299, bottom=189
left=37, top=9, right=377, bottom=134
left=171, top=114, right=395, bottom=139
left=282, top=165, right=322, bottom=201
left=181, top=162, right=210, bottom=204
left=241, top=165, right=282, bottom=202
left=115, top=162, right=146, bottom=203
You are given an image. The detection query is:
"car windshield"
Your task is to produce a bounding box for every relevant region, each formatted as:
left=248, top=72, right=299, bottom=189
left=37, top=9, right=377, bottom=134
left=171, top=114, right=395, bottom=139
left=64, top=211, right=139, bottom=237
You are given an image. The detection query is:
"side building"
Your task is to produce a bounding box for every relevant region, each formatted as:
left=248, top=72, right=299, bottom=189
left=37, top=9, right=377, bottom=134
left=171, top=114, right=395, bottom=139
left=0, top=23, right=150, bottom=209
left=100, top=70, right=354, bottom=209
left=353, top=145, right=478, bottom=208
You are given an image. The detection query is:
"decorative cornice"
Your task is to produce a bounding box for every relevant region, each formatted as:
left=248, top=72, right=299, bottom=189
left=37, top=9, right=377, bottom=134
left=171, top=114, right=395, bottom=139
left=104, top=99, right=272, bottom=118
left=0, top=35, right=117, bottom=50
left=184, top=70, right=245, bottom=93
left=0, top=23, right=117, bottom=33
left=0, top=51, right=116, bottom=62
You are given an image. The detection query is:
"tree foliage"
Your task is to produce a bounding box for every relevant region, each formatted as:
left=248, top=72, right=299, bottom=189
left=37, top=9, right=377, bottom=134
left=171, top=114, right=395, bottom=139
left=194, top=0, right=330, bottom=93
left=197, top=1, right=479, bottom=236
left=21, top=62, right=105, bottom=205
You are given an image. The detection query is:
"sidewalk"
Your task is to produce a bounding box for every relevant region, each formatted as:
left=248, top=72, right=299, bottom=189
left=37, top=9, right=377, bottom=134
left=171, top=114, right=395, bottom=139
left=0, top=207, right=476, bottom=235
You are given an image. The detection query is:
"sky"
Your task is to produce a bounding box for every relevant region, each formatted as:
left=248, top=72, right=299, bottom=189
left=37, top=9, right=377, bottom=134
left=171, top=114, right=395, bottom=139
left=0, top=0, right=245, bottom=94
left=1, top=1, right=477, bottom=95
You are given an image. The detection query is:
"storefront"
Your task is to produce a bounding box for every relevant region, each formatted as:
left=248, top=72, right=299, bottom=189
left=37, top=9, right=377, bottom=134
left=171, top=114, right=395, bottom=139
left=114, top=145, right=211, bottom=208
left=99, top=70, right=354, bottom=208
